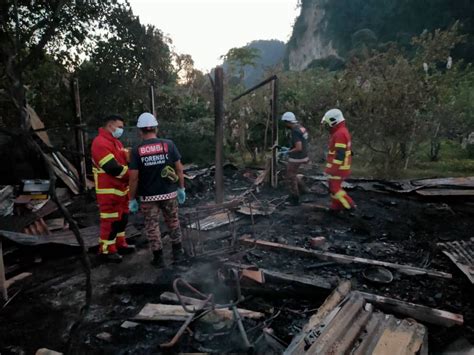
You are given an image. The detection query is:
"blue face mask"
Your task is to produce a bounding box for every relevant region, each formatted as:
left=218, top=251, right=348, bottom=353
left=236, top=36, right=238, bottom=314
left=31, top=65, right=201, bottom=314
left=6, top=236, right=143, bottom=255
left=112, top=127, right=124, bottom=138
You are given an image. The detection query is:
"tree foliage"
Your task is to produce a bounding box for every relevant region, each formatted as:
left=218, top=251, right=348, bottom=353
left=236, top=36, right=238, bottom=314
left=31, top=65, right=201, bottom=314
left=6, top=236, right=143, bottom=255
left=221, top=46, right=261, bottom=86
left=77, top=5, right=175, bottom=125
left=0, top=0, right=126, bottom=128
left=222, top=40, right=286, bottom=87
left=335, top=24, right=468, bottom=174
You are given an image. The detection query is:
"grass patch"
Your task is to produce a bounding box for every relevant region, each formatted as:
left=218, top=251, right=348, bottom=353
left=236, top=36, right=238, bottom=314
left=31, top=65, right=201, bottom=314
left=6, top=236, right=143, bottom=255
left=351, top=140, right=474, bottom=179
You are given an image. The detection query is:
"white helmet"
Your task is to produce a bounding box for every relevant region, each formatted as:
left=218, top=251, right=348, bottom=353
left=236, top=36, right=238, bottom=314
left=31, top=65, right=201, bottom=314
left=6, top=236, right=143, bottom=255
left=281, top=111, right=298, bottom=124
left=321, top=109, right=345, bottom=127
left=137, top=112, right=158, bottom=128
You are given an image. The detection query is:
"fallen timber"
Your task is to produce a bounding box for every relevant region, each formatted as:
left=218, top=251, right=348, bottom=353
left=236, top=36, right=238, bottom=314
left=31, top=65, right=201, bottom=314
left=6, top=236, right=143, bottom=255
left=240, top=236, right=452, bottom=279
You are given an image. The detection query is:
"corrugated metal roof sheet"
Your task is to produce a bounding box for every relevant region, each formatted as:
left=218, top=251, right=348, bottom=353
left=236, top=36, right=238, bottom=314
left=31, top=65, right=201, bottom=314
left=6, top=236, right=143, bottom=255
left=286, top=291, right=427, bottom=355
left=438, top=239, right=474, bottom=284
left=412, top=177, right=474, bottom=188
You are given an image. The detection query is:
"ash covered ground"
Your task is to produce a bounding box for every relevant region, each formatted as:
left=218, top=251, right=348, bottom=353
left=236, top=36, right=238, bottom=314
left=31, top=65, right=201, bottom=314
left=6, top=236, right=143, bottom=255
left=0, top=166, right=473, bottom=354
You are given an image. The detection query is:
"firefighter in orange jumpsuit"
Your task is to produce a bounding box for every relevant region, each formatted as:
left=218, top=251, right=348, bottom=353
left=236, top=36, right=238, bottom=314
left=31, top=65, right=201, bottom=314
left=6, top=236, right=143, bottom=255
left=91, top=115, right=135, bottom=262
left=321, top=109, right=356, bottom=211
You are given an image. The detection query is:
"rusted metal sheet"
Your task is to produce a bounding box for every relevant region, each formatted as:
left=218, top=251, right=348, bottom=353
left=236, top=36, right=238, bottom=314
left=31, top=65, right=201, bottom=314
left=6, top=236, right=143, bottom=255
left=438, top=239, right=474, bottom=284
left=285, top=291, right=427, bottom=355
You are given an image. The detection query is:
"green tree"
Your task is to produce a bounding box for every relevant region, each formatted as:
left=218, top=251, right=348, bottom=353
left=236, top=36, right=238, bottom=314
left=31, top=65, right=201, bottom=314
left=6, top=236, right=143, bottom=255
left=221, top=46, right=261, bottom=85
left=76, top=5, right=175, bottom=125
left=337, top=25, right=465, bottom=174
left=0, top=0, right=124, bottom=129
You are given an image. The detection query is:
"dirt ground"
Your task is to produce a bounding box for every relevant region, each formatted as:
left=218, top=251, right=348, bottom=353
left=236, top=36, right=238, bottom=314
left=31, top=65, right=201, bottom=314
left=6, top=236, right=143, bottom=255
left=0, top=167, right=473, bottom=354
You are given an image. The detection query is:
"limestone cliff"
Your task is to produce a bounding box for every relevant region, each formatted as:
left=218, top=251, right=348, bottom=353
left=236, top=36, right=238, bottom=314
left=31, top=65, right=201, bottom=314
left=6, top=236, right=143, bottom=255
left=286, top=0, right=339, bottom=71
left=286, top=0, right=474, bottom=71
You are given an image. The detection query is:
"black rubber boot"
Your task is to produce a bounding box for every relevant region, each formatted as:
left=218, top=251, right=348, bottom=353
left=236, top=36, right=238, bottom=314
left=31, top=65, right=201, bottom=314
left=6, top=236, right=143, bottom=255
left=117, top=244, right=136, bottom=255
left=171, top=243, right=185, bottom=262
left=286, top=195, right=300, bottom=206
left=98, top=253, right=122, bottom=263
left=151, top=250, right=164, bottom=267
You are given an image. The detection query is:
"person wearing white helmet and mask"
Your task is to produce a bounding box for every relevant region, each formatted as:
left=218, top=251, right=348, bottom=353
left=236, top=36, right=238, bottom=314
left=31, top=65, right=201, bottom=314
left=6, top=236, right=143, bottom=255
left=91, top=114, right=135, bottom=263
left=279, top=111, right=309, bottom=205
left=128, top=112, right=186, bottom=267
left=321, top=108, right=356, bottom=212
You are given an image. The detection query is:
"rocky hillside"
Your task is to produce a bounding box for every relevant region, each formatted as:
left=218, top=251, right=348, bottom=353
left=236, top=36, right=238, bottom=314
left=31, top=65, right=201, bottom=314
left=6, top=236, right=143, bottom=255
left=223, top=39, right=286, bottom=87
left=286, top=0, right=474, bottom=71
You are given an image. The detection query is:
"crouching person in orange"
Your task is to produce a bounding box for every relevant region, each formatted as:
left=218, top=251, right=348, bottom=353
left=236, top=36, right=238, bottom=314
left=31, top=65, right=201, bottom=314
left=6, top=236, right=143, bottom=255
left=321, top=109, right=356, bottom=212
left=91, top=114, right=135, bottom=263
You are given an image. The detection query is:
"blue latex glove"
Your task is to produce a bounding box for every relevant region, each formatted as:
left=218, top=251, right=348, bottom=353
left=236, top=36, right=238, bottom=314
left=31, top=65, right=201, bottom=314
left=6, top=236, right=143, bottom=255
left=129, top=199, right=139, bottom=213
left=278, top=147, right=290, bottom=158
left=177, top=188, right=186, bottom=204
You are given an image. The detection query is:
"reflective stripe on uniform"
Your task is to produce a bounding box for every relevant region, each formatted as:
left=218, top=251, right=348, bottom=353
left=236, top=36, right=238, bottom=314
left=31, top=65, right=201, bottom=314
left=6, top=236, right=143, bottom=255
left=335, top=143, right=347, bottom=148
left=334, top=190, right=351, bottom=209
left=92, top=167, right=105, bottom=174
left=332, top=159, right=343, bottom=165
left=99, top=153, right=115, bottom=167
left=116, top=231, right=125, bottom=238
left=326, top=163, right=333, bottom=168
left=99, top=238, right=116, bottom=254
left=93, top=169, right=129, bottom=196
left=96, top=187, right=129, bottom=196
left=100, top=239, right=116, bottom=245
left=117, top=165, right=128, bottom=179
left=100, top=212, right=119, bottom=219
left=328, top=175, right=342, bottom=180
left=342, top=151, right=352, bottom=170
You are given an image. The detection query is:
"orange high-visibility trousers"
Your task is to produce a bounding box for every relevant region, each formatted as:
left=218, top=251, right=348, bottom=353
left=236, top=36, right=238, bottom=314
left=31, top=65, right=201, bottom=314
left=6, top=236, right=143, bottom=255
left=98, top=201, right=129, bottom=254
left=328, top=177, right=355, bottom=210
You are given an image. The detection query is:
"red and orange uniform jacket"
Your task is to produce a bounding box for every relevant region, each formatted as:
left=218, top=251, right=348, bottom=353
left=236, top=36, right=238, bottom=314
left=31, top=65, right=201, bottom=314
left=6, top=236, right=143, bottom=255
left=91, top=128, right=129, bottom=217
left=324, top=122, right=352, bottom=178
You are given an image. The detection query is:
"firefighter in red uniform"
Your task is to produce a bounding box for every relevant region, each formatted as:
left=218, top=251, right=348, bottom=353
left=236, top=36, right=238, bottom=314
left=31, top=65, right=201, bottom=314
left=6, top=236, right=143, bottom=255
left=321, top=109, right=356, bottom=211
left=91, top=115, right=135, bottom=262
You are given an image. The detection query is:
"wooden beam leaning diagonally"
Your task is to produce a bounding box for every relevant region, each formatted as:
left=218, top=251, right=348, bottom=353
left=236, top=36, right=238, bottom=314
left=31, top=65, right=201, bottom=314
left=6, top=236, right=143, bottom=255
left=4, top=272, right=32, bottom=289
left=285, top=280, right=352, bottom=355
left=239, top=236, right=452, bottom=279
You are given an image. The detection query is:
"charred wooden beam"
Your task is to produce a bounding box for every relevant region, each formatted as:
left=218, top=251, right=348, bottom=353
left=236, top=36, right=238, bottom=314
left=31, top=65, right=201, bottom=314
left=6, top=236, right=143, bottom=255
left=72, top=78, right=87, bottom=191
left=225, top=261, right=333, bottom=290
left=0, top=238, right=7, bottom=301
left=239, top=236, right=452, bottom=279
left=270, top=78, right=279, bottom=188
left=214, top=66, right=224, bottom=204
left=357, top=291, right=464, bottom=327
left=231, top=75, right=277, bottom=102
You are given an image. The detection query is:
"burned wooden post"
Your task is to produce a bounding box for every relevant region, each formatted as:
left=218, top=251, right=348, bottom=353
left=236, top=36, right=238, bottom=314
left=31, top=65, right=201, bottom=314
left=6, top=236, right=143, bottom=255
left=0, top=237, right=7, bottom=301
left=73, top=78, right=87, bottom=191
left=270, top=78, right=279, bottom=188
left=149, top=84, right=156, bottom=118
left=214, top=67, right=225, bottom=204
left=232, top=75, right=279, bottom=188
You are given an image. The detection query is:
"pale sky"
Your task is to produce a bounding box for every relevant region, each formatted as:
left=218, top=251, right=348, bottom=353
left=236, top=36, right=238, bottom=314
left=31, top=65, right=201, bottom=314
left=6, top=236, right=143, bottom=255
left=128, top=0, right=300, bottom=72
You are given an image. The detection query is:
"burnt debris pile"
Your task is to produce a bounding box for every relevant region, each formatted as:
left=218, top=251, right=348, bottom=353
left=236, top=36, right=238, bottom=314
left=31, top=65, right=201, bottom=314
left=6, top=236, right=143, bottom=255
left=0, top=165, right=473, bottom=354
